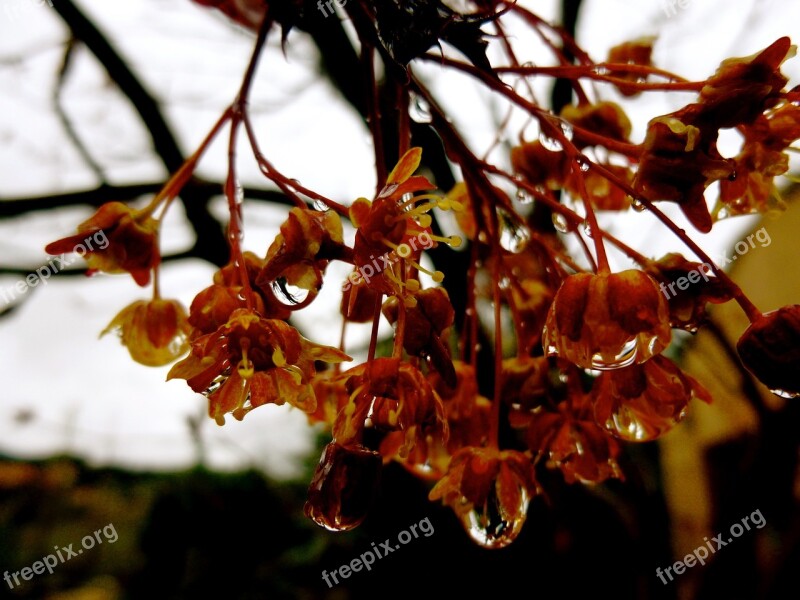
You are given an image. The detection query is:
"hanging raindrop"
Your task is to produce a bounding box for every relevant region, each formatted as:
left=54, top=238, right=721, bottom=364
left=551, top=212, right=571, bottom=233
left=409, top=92, right=433, bottom=124
left=460, top=484, right=529, bottom=549
left=271, top=277, right=310, bottom=306
left=498, top=209, right=531, bottom=253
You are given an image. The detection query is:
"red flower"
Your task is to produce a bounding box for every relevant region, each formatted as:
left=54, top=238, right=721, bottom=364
left=591, top=355, right=712, bottom=442
left=45, top=202, right=160, bottom=286
left=429, top=447, right=537, bottom=548
left=527, top=391, right=623, bottom=484
left=737, top=305, right=800, bottom=398
left=543, top=270, right=672, bottom=370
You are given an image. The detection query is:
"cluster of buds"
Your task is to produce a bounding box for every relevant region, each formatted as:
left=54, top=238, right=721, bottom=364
left=44, top=0, right=800, bottom=548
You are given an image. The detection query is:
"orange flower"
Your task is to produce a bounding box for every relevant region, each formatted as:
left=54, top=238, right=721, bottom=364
left=591, top=355, right=712, bottom=442
left=429, top=446, right=536, bottom=548
left=45, top=202, right=160, bottom=286
left=500, top=356, right=550, bottom=428
left=304, top=441, right=382, bottom=531
left=606, top=36, right=655, bottom=97
left=527, top=391, right=623, bottom=484
left=167, top=309, right=350, bottom=424
left=543, top=270, right=672, bottom=370
left=255, top=208, right=348, bottom=310
left=101, top=298, right=190, bottom=367
left=736, top=305, right=800, bottom=398
left=334, top=358, right=448, bottom=458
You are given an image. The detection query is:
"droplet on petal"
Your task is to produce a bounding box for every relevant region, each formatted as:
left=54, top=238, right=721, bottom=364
left=461, top=483, right=529, bottom=549
left=498, top=208, right=531, bottom=253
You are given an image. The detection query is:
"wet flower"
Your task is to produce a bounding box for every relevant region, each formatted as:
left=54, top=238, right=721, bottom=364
left=429, top=446, right=537, bottom=549
left=45, top=201, right=160, bottom=286
left=334, top=358, right=448, bottom=458
left=717, top=101, right=800, bottom=217
left=736, top=305, right=800, bottom=398
left=591, top=355, right=712, bottom=442
left=101, top=298, right=190, bottom=367
left=501, top=356, right=550, bottom=428
left=382, top=287, right=456, bottom=386
left=255, top=208, right=348, bottom=310
left=644, top=253, right=733, bottom=332
left=698, top=37, right=793, bottom=129
left=304, top=441, right=382, bottom=531
left=527, top=391, right=623, bottom=484
left=561, top=101, right=632, bottom=147
left=543, top=269, right=672, bottom=370
left=606, top=36, right=656, bottom=97
left=633, top=105, right=734, bottom=233
left=167, top=309, right=350, bottom=424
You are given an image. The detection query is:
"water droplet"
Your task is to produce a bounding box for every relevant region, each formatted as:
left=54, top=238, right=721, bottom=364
left=409, top=93, right=433, bottom=124
left=498, top=209, right=530, bottom=253
left=539, top=121, right=573, bottom=152
left=598, top=401, right=687, bottom=442
left=593, top=66, right=609, bottom=76
left=770, top=388, right=800, bottom=399
left=590, top=338, right=640, bottom=370
left=516, top=187, right=534, bottom=204
left=460, top=485, right=529, bottom=549
left=551, top=213, right=571, bottom=233
left=313, top=199, right=330, bottom=211
left=631, top=198, right=646, bottom=212
left=582, top=220, right=593, bottom=238
left=271, top=277, right=310, bottom=306
left=577, top=157, right=590, bottom=172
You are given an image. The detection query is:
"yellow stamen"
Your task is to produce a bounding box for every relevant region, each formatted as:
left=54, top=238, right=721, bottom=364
left=272, top=346, right=286, bottom=368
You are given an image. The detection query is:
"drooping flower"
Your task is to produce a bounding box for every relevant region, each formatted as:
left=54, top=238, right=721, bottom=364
left=255, top=208, right=349, bottom=310
left=606, top=36, right=656, bottom=97
left=527, top=389, right=623, bottom=484
left=717, top=101, right=800, bottom=218
left=633, top=105, right=734, bottom=233
left=501, top=356, right=550, bottom=428
left=45, top=201, right=160, bottom=286
left=429, top=446, right=537, bottom=549
left=644, top=253, right=733, bottom=332
left=736, top=305, right=800, bottom=398
left=333, top=358, right=448, bottom=459
left=591, top=355, right=712, bottom=442
left=304, top=441, right=382, bottom=532
left=698, top=37, right=793, bottom=129
left=543, top=270, right=672, bottom=370
left=382, top=287, right=457, bottom=386
left=101, top=298, right=190, bottom=367
left=167, top=309, right=350, bottom=424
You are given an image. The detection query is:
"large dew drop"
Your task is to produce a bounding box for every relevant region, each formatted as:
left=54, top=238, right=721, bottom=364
left=271, top=277, right=310, bottom=307
left=771, top=388, right=800, bottom=399
left=409, top=92, right=433, bottom=124
left=460, top=485, right=529, bottom=549
left=498, top=209, right=531, bottom=253
left=539, top=121, right=573, bottom=152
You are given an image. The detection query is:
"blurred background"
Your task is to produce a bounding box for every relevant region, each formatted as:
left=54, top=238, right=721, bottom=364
left=1, top=0, right=799, bottom=598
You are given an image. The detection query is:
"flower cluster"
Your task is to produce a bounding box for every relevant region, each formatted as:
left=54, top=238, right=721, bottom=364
left=44, top=1, right=800, bottom=549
